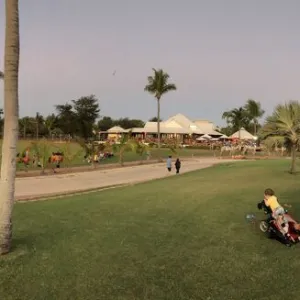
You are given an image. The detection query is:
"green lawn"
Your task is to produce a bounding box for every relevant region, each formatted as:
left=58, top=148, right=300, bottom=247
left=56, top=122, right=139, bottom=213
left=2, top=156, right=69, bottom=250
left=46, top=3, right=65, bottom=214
left=1, top=160, right=300, bottom=299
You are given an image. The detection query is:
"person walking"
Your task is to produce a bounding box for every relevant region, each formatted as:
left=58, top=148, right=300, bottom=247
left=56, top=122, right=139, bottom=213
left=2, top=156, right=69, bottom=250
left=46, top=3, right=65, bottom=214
left=175, top=158, right=181, bottom=174
left=166, top=155, right=172, bottom=172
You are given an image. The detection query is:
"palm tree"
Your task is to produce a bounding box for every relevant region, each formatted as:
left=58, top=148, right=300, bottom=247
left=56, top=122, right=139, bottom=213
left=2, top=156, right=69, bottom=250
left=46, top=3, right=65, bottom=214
left=144, top=69, right=176, bottom=148
left=32, top=112, right=44, bottom=140
left=0, top=0, right=20, bottom=255
left=44, top=114, right=57, bottom=137
left=260, top=100, right=300, bottom=174
left=244, top=99, right=265, bottom=136
left=222, top=107, right=250, bottom=138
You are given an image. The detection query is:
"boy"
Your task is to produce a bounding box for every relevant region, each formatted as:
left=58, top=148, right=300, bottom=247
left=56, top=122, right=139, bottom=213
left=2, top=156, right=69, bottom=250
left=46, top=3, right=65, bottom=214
left=264, top=188, right=289, bottom=236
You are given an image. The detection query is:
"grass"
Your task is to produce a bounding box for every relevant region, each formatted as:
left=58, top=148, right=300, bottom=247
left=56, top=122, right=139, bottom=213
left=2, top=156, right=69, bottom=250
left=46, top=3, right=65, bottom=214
left=1, top=160, right=300, bottom=299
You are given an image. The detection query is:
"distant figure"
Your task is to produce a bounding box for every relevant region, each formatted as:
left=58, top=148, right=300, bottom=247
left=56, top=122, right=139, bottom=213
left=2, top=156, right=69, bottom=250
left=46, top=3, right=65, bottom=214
left=166, top=156, right=172, bottom=172
left=175, top=158, right=181, bottom=174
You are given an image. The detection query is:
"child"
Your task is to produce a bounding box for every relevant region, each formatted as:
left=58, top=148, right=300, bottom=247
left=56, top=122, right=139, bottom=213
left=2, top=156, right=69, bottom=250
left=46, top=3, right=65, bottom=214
left=264, top=188, right=289, bottom=235
left=175, top=158, right=181, bottom=174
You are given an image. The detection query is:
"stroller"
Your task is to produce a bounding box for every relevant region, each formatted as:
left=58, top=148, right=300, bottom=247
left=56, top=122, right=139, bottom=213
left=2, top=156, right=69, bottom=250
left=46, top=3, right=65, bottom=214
left=257, top=200, right=300, bottom=247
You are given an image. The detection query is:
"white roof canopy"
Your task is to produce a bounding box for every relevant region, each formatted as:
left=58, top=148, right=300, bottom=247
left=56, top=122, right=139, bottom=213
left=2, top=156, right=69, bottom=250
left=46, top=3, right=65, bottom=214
left=230, top=127, right=255, bottom=139
left=107, top=126, right=126, bottom=133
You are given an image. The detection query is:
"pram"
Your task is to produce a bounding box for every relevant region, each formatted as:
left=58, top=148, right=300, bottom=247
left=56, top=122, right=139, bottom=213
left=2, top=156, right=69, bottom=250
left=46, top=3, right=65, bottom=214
left=257, top=200, right=300, bottom=247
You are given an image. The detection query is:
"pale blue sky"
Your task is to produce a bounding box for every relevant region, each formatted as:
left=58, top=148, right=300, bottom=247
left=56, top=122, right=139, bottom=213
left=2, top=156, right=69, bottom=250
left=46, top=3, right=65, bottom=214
left=1, top=0, right=300, bottom=126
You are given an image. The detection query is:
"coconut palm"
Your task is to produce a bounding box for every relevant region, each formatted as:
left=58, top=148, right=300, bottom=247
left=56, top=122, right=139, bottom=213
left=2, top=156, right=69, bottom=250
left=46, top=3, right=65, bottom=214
left=144, top=69, right=177, bottom=148
left=244, top=99, right=265, bottom=136
left=260, top=100, right=300, bottom=174
left=222, top=107, right=250, bottom=138
left=0, top=0, right=20, bottom=255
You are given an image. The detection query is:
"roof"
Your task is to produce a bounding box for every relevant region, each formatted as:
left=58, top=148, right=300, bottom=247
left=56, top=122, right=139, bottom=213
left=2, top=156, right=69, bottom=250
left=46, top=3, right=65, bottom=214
left=193, top=120, right=222, bottom=136
left=230, top=127, right=255, bottom=139
left=107, top=126, right=126, bottom=133
left=117, top=114, right=221, bottom=136
left=165, top=113, right=195, bottom=128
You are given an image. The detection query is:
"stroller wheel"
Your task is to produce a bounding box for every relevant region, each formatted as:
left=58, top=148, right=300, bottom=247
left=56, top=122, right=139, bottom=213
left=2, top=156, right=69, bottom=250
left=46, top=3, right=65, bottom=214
left=259, top=221, right=269, bottom=233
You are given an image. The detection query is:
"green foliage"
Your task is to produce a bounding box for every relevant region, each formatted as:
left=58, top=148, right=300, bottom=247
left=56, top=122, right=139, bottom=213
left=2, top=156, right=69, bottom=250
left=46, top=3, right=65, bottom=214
left=144, top=68, right=177, bottom=100
left=97, top=116, right=145, bottom=131
left=31, top=139, right=53, bottom=173
left=222, top=107, right=250, bottom=132
left=260, top=100, right=300, bottom=173
left=244, top=99, right=265, bottom=122
left=72, top=95, right=100, bottom=139
left=60, top=141, right=84, bottom=167
left=222, top=100, right=265, bottom=136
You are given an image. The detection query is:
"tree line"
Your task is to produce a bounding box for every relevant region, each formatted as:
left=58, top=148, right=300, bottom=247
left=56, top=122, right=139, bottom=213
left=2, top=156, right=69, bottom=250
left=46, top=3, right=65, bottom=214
left=0, top=95, right=160, bottom=140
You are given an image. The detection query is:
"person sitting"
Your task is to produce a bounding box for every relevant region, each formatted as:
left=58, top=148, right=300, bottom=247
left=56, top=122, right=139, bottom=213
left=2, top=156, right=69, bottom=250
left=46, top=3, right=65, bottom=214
left=263, top=188, right=290, bottom=237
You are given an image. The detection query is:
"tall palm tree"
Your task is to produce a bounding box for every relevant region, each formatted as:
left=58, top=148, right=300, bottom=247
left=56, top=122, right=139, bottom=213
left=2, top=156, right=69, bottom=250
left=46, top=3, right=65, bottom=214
left=0, top=0, right=20, bottom=255
left=0, top=73, right=3, bottom=137
left=144, top=68, right=176, bottom=148
left=44, top=114, right=57, bottom=137
left=32, top=112, right=44, bottom=140
left=222, top=107, right=250, bottom=138
left=244, top=99, right=265, bottom=136
left=260, top=100, right=300, bottom=174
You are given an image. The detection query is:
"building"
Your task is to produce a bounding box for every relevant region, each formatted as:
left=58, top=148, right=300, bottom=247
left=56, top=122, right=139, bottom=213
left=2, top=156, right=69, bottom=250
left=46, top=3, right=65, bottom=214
left=103, top=113, right=222, bottom=141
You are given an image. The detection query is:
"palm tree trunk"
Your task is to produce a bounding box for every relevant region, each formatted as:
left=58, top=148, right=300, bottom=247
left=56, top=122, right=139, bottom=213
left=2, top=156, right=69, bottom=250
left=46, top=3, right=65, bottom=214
left=290, top=144, right=297, bottom=174
left=36, top=122, right=39, bottom=140
left=157, top=98, right=161, bottom=148
left=0, top=0, right=20, bottom=255
left=254, top=121, right=257, bottom=136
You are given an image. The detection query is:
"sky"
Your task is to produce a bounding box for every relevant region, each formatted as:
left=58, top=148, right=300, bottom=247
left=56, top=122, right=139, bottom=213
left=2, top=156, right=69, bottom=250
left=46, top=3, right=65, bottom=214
left=1, top=0, right=300, bottom=126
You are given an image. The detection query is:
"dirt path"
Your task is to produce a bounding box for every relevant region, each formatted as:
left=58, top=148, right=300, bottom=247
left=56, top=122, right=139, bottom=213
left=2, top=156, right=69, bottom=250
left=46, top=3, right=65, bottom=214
left=14, top=158, right=242, bottom=201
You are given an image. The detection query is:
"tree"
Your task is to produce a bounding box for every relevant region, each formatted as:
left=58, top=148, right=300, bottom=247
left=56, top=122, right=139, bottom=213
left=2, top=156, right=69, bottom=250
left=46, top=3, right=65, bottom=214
left=0, top=0, right=20, bottom=255
left=222, top=107, right=250, bottom=138
left=149, top=116, right=162, bottom=122
left=55, top=103, right=77, bottom=136
left=33, top=112, right=44, bottom=139
left=260, top=100, right=300, bottom=174
left=44, top=114, right=58, bottom=137
left=114, top=118, right=145, bottom=129
left=244, top=99, right=265, bottom=136
left=97, top=116, right=114, bottom=131
left=144, top=68, right=176, bottom=148
left=0, top=74, right=3, bottom=136
left=72, top=95, right=100, bottom=140
left=19, top=116, right=31, bottom=138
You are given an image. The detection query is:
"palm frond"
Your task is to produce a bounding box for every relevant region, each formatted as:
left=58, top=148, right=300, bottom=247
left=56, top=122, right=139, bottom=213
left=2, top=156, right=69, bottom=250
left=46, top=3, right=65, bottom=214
left=260, top=100, right=300, bottom=144
left=144, top=68, right=176, bottom=100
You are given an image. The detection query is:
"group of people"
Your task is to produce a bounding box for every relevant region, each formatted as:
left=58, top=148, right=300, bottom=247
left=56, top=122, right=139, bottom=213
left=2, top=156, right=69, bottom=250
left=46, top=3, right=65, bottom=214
left=264, top=188, right=300, bottom=242
left=166, top=156, right=181, bottom=174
